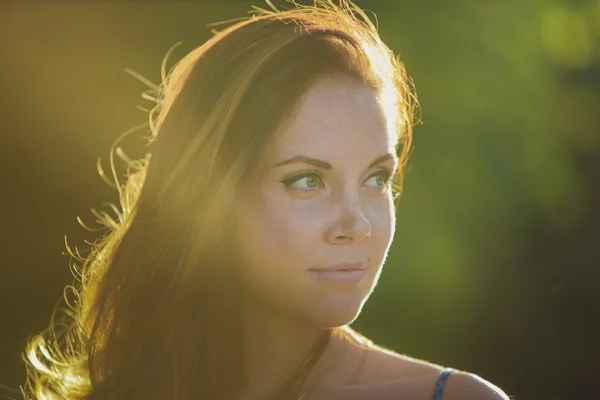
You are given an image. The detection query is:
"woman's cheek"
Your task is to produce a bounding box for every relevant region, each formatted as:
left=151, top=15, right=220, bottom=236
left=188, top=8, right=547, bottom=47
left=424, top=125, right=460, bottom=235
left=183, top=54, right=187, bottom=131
left=364, top=198, right=395, bottom=250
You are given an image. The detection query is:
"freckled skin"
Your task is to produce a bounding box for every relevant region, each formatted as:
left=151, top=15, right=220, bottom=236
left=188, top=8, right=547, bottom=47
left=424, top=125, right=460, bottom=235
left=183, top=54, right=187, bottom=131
left=231, top=74, right=507, bottom=400
left=235, top=73, right=399, bottom=328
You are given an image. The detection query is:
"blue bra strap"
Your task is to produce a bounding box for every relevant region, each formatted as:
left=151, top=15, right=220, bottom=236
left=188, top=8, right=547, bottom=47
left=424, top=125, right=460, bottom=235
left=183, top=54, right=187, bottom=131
left=432, top=368, right=455, bottom=400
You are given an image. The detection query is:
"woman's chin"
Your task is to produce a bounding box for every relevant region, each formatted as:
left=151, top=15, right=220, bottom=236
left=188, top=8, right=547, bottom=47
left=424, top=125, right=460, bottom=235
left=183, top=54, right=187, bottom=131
left=304, top=299, right=367, bottom=329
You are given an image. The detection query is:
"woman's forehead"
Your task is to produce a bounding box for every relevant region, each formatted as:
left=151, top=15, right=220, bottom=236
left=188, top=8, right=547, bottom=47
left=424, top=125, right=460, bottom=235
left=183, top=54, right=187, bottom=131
left=269, top=75, right=396, bottom=158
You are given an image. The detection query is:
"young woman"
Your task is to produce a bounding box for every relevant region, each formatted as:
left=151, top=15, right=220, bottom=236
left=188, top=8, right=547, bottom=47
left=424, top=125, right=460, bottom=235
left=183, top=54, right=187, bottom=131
left=22, top=1, right=509, bottom=399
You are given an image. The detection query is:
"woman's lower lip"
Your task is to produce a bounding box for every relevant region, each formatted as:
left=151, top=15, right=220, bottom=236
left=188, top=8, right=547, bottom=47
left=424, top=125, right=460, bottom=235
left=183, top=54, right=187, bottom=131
left=309, top=269, right=366, bottom=283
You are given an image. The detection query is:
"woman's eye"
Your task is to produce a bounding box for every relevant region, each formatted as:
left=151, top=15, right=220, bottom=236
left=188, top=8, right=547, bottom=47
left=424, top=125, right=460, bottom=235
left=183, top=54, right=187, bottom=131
left=281, top=170, right=391, bottom=193
left=281, top=173, right=325, bottom=192
left=364, top=170, right=391, bottom=190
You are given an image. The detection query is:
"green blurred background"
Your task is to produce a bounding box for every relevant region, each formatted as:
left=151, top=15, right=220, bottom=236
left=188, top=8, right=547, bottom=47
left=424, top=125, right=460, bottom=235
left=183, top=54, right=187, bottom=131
left=1, top=1, right=599, bottom=399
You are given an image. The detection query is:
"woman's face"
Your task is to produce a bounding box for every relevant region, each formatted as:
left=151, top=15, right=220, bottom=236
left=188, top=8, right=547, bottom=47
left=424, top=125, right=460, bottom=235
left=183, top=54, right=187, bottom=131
left=235, top=74, right=398, bottom=327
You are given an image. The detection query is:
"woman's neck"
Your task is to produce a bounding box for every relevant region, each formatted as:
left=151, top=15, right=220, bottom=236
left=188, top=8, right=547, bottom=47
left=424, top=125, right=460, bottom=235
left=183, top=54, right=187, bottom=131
left=239, top=298, right=351, bottom=399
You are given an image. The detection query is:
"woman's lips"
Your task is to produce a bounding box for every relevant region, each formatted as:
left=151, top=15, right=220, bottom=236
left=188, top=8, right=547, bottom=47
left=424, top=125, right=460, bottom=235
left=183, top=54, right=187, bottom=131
left=309, top=269, right=367, bottom=283
left=308, top=261, right=368, bottom=283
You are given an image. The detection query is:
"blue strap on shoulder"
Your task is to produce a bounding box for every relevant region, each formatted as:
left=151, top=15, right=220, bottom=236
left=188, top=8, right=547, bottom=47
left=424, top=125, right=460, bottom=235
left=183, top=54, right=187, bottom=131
left=432, top=368, right=454, bottom=400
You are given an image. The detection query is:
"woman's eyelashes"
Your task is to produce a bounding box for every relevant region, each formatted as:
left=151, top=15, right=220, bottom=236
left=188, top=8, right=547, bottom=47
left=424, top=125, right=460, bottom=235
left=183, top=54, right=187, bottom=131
left=281, top=172, right=324, bottom=192
left=365, top=170, right=393, bottom=190
left=280, top=169, right=393, bottom=193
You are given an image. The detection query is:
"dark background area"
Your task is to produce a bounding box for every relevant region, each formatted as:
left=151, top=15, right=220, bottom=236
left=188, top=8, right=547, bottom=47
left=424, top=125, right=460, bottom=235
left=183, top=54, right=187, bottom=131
left=1, top=1, right=599, bottom=399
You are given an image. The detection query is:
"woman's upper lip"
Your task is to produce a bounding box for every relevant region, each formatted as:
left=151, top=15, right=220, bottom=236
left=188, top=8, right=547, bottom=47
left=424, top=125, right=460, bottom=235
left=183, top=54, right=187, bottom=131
left=310, top=261, right=368, bottom=271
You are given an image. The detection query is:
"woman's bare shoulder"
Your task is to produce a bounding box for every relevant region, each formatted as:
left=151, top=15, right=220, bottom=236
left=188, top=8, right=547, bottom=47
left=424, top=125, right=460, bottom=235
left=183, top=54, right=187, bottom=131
left=360, top=345, right=508, bottom=400
left=438, top=371, right=510, bottom=400
left=352, top=340, right=444, bottom=384
left=326, top=333, right=509, bottom=400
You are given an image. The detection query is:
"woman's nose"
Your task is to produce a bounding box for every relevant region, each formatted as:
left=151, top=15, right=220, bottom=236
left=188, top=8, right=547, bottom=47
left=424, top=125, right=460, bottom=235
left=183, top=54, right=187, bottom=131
left=326, top=195, right=371, bottom=244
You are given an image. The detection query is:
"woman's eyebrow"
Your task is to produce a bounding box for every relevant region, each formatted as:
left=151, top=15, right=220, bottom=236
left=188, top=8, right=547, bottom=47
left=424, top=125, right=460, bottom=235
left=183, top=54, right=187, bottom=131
left=272, top=153, right=397, bottom=170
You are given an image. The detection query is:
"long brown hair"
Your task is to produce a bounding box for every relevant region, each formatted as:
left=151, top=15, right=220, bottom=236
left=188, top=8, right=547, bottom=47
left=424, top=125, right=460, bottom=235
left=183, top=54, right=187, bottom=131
left=21, top=1, right=419, bottom=399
